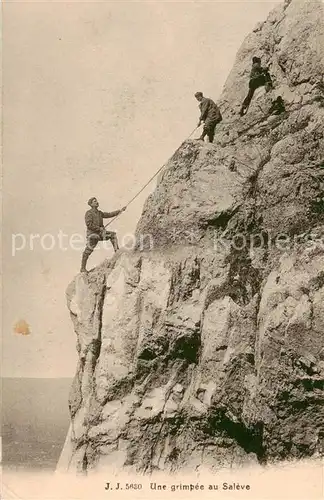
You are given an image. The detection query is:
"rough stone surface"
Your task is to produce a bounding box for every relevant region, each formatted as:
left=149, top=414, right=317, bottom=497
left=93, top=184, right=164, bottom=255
left=57, top=0, right=324, bottom=474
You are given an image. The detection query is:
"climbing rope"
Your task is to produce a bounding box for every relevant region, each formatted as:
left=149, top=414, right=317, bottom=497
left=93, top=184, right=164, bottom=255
left=104, top=98, right=290, bottom=230
left=104, top=126, right=199, bottom=228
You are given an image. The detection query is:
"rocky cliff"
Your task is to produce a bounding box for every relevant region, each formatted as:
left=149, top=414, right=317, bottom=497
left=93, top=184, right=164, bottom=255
left=58, top=0, right=324, bottom=474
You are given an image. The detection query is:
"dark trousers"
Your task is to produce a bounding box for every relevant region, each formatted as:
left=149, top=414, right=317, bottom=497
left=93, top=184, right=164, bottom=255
left=80, top=230, right=119, bottom=270
left=84, top=230, right=118, bottom=256
left=242, top=72, right=272, bottom=109
left=201, top=119, right=218, bottom=142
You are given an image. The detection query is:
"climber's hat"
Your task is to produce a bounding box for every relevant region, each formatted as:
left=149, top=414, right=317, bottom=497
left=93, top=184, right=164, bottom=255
left=194, top=91, right=203, bottom=98
left=88, top=197, right=97, bottom=206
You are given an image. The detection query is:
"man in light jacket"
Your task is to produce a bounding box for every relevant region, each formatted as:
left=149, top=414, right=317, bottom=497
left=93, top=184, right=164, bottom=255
left=80, top=197, right=126, bottom=273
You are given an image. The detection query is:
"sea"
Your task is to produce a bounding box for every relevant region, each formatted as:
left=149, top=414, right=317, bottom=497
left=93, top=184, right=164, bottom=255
left=1, top=378, right=72, bottom=471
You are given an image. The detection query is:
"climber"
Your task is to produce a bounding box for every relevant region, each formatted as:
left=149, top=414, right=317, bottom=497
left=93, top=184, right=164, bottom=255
left=269, top=95, right=286, bottom=115
left=240, top=57, right=273, bottom=116
left=80, top=197, right=126, bottom=273
left=194, top=92, right=222, bottom=143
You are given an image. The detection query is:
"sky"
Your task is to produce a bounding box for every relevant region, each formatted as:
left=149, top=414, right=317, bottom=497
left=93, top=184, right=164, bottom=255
left=2, top=0, right=280, bottom=378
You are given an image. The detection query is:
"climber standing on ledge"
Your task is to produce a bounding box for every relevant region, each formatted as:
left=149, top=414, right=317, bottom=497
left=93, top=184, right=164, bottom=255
left=80, top=197, right=126, bottom=273
left=240, top=56, right=273, bottom=116
left=195, top=92, right=222, bottom=143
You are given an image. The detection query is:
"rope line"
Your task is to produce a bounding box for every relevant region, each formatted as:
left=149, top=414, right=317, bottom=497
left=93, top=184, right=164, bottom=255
left=102, top=66, right=316, bottom=230
left=103, top=98, right=291, bottom=229
left=104, top=126, right=199, bottom=228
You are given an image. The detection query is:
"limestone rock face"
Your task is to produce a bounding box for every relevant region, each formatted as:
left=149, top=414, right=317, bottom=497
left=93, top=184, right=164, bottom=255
left=58, top=0, right=324, bottom=474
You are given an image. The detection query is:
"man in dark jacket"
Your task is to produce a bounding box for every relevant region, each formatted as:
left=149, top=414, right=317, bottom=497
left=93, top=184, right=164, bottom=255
left=80, top=197, right=126, bottom=273
left=195, top=92, right=222, bottom=142
left=240, top=57, right=273, bottom=116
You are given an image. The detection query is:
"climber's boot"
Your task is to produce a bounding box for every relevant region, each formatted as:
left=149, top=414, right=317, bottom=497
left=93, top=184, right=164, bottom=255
left=240, top=105, right=248, bottom=116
